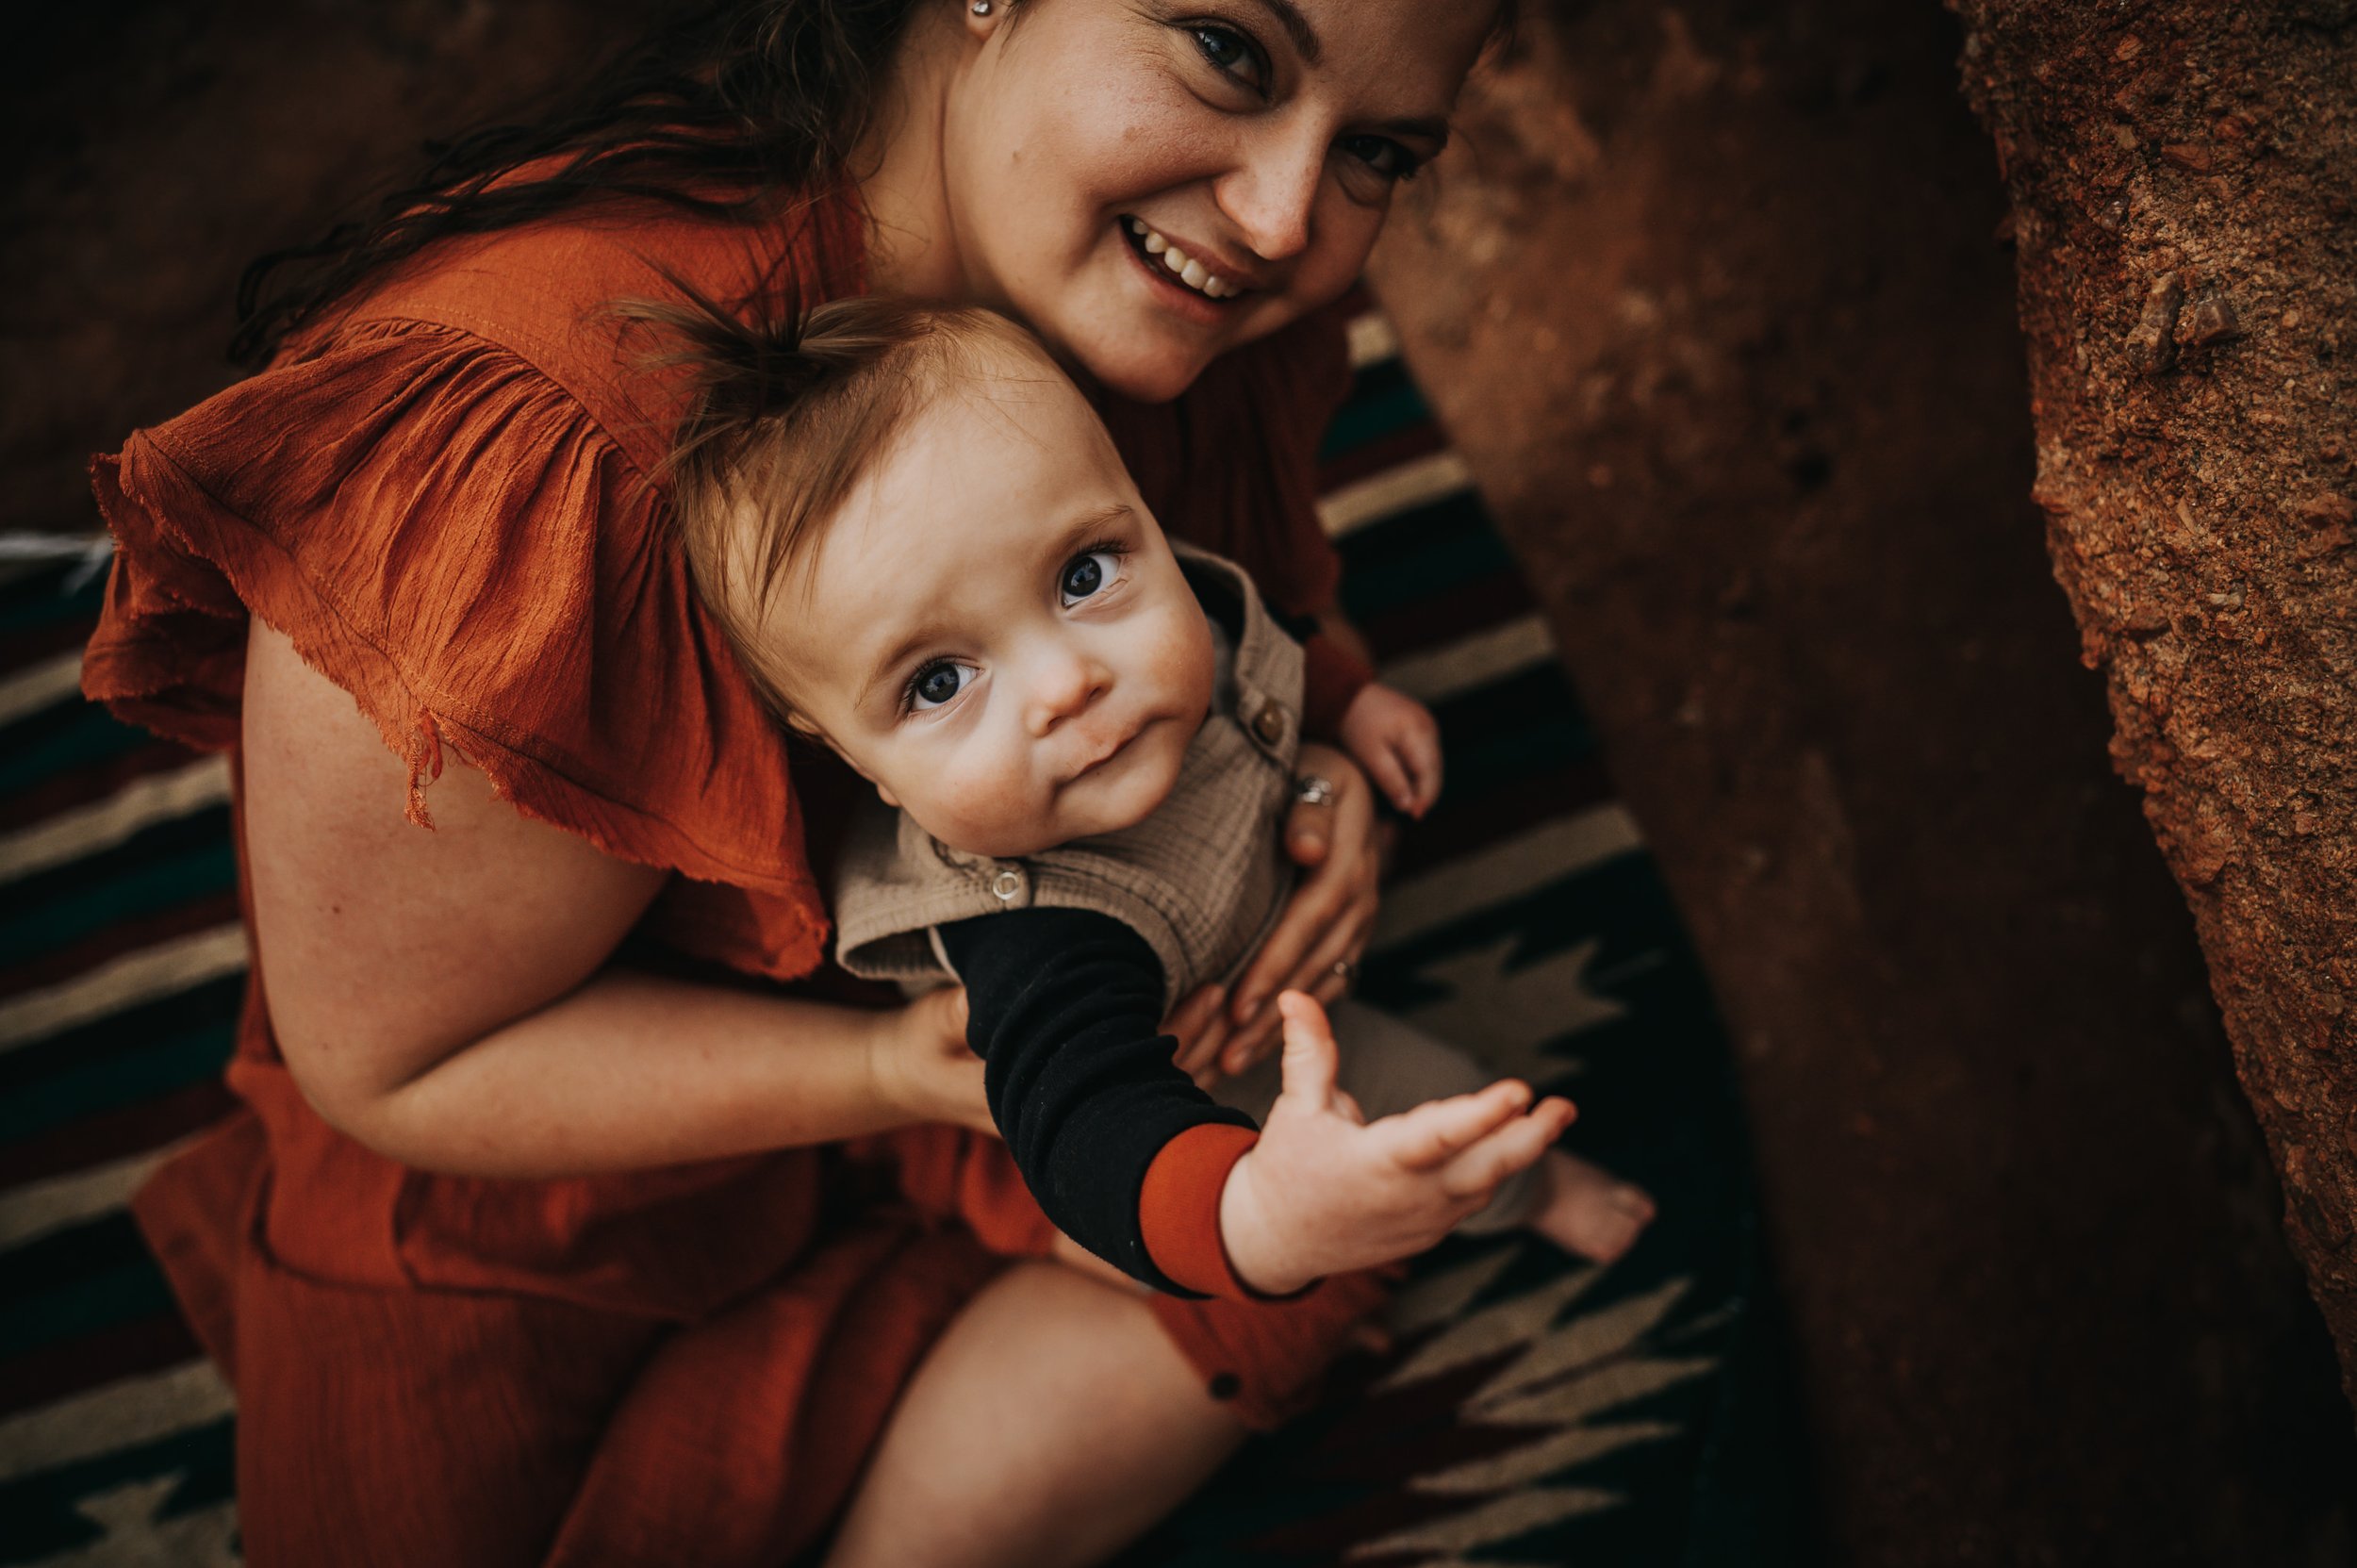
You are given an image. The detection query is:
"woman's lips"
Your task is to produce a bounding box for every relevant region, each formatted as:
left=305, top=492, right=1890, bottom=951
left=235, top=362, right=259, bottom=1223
left=1123, top=217, right=1250, bottom=299
left=1118, top=219, right=1246, bottom=324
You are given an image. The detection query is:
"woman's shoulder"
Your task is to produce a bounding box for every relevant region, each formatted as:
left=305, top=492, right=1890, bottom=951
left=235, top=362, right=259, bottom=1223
left=293, top=188, right=869, bottom=472
left=81, top=196, right=869, bottom=969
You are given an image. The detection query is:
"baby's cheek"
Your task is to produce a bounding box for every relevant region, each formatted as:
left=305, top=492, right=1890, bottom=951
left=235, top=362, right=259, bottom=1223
left=917, top=755, right=1043, bottom=858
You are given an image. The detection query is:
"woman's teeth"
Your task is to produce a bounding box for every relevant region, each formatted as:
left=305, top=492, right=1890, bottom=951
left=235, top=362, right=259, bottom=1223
left=1127, top=218, right=1240, bottom=300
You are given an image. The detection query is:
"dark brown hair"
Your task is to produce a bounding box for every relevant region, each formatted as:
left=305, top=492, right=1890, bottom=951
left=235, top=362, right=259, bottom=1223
left=233, top=0, right=1519, bottom=368
left=624, top=290, right=1042, bottom=712
left=234, top=0, right=928, bottom=365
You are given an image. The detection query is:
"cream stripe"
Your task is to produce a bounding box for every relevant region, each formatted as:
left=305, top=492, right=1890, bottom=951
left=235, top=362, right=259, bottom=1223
left=47, top=1494, right=240, bottom=1568
left=1373, top=805, right=1643, bottom=953
left=1348, top=1487, right=1621, bottom=1561
left=0, top=754, right=233, bottom=886
left=1380, top=614, right=1555, bottom=706
left=0, top=1147, right=169, bottom=1251
left=1411, top=1421, right=1683, bottom=1495
left=0, top=924, right=249, bottom=1054
left=1347, top=311, right=1400, bottom=370
left=0, top=649, right=84, bottom=730
left=0, top=1360, right=234, bottom=1483
left=1318, top=450, right=1475, bottom=538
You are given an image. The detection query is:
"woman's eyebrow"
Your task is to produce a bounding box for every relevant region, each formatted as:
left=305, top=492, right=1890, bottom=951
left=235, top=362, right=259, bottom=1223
left=1242, top=0, right=1321, bottom=63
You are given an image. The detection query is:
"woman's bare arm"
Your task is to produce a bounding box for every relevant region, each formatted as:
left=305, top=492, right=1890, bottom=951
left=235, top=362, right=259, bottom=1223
left=241, top=620, right=979, bottom=1179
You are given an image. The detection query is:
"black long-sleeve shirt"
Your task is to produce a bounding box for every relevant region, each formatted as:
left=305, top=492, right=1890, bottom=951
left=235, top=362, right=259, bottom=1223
left=936, top=906, right=1256, bottom=1296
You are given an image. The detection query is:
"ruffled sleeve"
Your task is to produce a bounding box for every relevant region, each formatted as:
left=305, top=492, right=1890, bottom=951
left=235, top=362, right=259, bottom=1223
left=85, top=316, right=828, bottom=977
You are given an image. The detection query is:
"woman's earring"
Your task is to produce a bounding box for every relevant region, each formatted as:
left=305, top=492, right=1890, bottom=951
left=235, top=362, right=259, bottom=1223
left=971, top=1, right=992, bottom=12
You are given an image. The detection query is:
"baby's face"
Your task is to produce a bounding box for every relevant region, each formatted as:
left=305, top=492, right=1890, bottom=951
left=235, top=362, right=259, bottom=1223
left=764, top=341, right=1213, bottom=859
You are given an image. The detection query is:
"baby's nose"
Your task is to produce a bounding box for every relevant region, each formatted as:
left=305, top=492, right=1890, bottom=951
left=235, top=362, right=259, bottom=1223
left=1026, top=650, right=1111, bottom=735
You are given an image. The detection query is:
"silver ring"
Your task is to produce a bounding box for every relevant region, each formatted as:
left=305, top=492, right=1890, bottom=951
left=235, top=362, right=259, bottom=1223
left=1294, top=773, right=1335, bottom=807
left=1331, top=957, right=1357, bottom=984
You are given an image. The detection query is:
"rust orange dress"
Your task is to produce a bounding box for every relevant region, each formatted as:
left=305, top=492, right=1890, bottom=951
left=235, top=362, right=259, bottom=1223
left=82, top=186, right=1383, bottom=1567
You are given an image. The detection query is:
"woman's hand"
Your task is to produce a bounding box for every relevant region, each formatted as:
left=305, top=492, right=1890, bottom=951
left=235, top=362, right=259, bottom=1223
left=1217, top=994, right=1576, bottom=1296
left=1214, top=744, right=1382, bottom=1078
left=868, top=985, right=996, bottom=1134
left=1166, top=983, right=1235, bottom=1090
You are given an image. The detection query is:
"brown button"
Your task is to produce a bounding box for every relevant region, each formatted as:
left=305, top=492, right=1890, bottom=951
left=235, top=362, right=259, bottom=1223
left=1207, top=1372, right=1242, bottom=1401
left=1251, top=706, right=1285, bottom=746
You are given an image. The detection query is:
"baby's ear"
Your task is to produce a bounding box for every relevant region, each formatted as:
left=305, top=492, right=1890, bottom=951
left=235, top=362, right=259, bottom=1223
left=783, top=710, right=825, bottom=740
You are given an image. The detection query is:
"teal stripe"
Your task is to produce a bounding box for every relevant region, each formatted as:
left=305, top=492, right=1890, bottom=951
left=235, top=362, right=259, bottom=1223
left=1317, top=382, right=1432, bottom=462
left=0, top=706, right=150, bottom=797
left=0, top=1260, right=176, bottom=1359
left=1337, top=529, right=1518, bottom=621
left=0, top=842, right=239, bottom=962
left=0, top=1024, right=237, bottom=1144
left=0, top=576, right=101, bottom=639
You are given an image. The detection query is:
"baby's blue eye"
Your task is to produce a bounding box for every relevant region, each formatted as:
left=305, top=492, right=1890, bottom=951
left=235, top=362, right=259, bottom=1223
left=909, top=661, right=973, bottom=711
left=1061, top=551, right=1121, bottom=607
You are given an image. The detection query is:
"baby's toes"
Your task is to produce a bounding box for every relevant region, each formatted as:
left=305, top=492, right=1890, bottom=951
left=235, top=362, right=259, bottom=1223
left=1530, top=1154, right=1656, bottom=1265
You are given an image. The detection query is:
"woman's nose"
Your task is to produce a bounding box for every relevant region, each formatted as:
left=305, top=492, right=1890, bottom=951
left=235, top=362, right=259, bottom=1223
left=1213, top=121, right=1325, bottom=262
left=1024, top=648, right=1111, bottom=736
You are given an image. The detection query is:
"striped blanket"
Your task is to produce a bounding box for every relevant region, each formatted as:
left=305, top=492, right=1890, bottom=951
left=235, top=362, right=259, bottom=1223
left=0, top=309, right=1805, bottom=1565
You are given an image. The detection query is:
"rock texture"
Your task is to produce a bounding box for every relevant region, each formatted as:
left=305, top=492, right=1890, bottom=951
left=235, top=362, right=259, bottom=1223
left=1367, top=0, right=2355, bottom=1559
left=1947, top=0, right=2357, bottom=1393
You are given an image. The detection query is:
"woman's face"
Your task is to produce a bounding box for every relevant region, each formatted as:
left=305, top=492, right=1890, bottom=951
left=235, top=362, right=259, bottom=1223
left=939, top=0, right=1496, bottom=403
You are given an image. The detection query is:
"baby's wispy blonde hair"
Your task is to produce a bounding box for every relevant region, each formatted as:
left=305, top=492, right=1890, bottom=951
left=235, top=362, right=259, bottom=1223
left=621, top=289, right=1045, bottom=716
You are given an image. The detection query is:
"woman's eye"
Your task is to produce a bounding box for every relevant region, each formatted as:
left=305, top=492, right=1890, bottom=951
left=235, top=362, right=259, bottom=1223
left=1342, top=134, right=1422, bottom=183
left=1191, top=24, right=1266, bottom=92
left=908, top=661, right=974, bottom=711
left=1060, top=550, right=1123, bottom=607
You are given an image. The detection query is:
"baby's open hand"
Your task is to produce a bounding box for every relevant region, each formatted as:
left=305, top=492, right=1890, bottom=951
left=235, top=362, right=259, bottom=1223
left=1217, top=992, right=1575, bottom=1296
left=1339, top=682, right=1443, bottom=817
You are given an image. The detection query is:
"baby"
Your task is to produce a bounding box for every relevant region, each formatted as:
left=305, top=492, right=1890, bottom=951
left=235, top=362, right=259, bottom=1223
left=650, top=295, right=1654, bottom=1299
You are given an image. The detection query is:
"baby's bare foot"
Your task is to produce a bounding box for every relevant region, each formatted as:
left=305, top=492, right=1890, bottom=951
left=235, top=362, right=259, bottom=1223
left=1528, top=1149, right=1656, bottom=1264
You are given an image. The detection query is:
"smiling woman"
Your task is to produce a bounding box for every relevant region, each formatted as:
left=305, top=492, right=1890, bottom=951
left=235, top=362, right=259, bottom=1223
left=864, top=0, right=1486, bottom=401
left=78, top=2, right=1512, bottom=1564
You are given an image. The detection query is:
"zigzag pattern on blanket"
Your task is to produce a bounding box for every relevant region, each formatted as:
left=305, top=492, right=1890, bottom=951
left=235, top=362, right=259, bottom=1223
left=0, top=310, right=1788, bottom=1567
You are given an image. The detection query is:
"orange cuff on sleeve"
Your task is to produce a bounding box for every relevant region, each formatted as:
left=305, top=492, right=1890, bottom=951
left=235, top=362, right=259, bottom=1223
left=1139, top=1124, right=1263, bottom=1300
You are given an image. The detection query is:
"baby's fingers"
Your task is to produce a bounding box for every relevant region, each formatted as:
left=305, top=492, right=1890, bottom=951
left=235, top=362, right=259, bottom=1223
left=1439, top=1097, right=1577, bottom=1199
left=1373, top=1080, right=1534, bottom=1172
left=1402, top=727, right=1444, bottom=817
left=1365, top=744, right=1418, bottom=817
